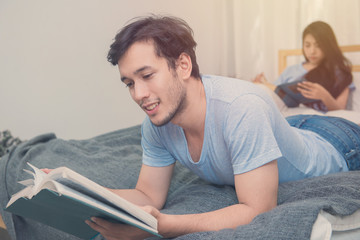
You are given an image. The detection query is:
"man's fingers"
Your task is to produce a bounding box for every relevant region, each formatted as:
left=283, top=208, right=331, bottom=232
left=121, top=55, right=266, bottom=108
left=41, top=168, right=53, bottom=174
left=140, top=205, right=160, bottom=218
left=85, top=219, right=104, bottom=232
left=86, top=217, right=116, bottom=232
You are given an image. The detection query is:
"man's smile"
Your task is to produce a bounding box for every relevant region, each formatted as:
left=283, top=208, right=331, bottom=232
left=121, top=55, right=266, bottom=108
left=141, top=101, right=160, bottom=114
left=145, top=102, right=159, bottom=111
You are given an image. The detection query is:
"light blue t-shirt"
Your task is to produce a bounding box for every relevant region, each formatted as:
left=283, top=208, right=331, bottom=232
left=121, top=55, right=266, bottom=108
left=141, top=75, right=348, bottom=185
left=274, top=63, right=307, bottom=85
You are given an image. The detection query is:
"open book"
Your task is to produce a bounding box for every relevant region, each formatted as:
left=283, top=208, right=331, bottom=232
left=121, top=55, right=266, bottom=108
left=5, top=163, right=162, bottom=240
left=274, top=78, right=317, bottom=107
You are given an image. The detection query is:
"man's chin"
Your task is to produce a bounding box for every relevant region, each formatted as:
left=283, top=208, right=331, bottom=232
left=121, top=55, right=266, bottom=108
left=149, top=116, right=172, bottom=127
left=150, top=119, right=168, bottom=127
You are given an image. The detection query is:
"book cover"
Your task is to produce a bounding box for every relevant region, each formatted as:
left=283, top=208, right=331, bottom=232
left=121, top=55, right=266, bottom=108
left=275, top=78, right=316, bottom=107
left=5, top=163, right=161, bottom=240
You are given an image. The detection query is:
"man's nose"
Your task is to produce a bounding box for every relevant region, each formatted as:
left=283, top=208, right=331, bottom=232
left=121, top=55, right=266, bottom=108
left=133, top=81, right=150, bottom=102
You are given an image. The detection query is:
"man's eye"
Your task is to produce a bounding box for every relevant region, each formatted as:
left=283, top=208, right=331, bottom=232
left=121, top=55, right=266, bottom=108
left=125, top=82, right=134, bottom=88
left=143, top=73, right=153, bottom=79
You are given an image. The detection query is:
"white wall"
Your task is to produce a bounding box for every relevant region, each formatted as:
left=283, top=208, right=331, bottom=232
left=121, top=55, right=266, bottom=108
left=1, top=0, right=359, bottom=140
left=0, top=0, right=225, bottom=140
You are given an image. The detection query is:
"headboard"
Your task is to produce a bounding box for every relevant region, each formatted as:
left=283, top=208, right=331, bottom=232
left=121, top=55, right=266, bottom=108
left=278, top=44, right=360, bottom=75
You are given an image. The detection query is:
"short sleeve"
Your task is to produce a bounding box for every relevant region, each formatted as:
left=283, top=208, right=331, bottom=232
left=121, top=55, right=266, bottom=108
left=274, top=69, right=288, bottom=85
left=141, top=118, right=176, bottom=167
left=274, top=63, right=307, bottom=86
left=349, top=82, right=356, bottom=91
left=224, top=95, right=283, bottom=174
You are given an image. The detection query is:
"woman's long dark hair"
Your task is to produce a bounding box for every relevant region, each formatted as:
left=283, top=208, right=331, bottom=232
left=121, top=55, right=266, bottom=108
left=302, top=21, right=352, bottom=98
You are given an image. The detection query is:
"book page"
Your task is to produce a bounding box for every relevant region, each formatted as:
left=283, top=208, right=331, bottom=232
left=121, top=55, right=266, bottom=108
left=6, top=186, right=33, bottom=207
left=32, top=164, right=157, bottom=230
left=50, top=181, right=158, bottom=234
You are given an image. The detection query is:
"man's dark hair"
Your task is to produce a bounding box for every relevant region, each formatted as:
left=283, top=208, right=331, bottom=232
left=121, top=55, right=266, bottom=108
left=107, top=15, right=201, bottom=79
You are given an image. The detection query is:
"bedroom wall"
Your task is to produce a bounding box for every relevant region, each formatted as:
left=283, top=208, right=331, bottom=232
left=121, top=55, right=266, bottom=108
left=1, top=0, right=359, bottom=140
left=0, top=0, right=226, bottom=140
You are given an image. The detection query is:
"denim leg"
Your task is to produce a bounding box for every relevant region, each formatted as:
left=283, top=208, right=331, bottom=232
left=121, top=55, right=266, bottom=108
left=286, top=115, right=360, bottom=170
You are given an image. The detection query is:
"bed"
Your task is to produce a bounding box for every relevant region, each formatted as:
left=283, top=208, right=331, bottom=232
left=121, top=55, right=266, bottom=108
left=0, top=124, right=360, bottom=240
left=274, top=44, right=360, bottom=125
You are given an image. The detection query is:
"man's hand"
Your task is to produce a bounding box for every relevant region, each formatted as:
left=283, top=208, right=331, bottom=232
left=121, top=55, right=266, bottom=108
left=85, top=206, right=158, bottom=240
left=86, top=205, right=178, bottom=239
left=41, top=168, right=53, bottom=174
left=86, top=217, right=150, bottom=240
left=85, top=205, right=171, bottom=240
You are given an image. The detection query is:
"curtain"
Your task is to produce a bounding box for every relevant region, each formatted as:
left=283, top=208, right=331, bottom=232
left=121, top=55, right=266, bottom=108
left=220, top=0, right=360, bottom=82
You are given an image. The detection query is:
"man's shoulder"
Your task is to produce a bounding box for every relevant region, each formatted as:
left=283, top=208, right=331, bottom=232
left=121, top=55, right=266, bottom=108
left=202, top=75, right=270, bottom=103
left=202, top=74, right=249, bottom=85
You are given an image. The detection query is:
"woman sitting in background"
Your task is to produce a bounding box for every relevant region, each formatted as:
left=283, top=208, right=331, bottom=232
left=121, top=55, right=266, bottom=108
left=254, top=21, right=354, bottom=113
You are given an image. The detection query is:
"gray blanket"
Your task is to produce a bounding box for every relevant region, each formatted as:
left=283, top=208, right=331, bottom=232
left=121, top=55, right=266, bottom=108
left=1, top=125, right=360, bottom=240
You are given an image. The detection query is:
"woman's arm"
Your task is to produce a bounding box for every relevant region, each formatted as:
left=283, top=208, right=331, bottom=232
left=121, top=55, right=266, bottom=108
left=253, top=73, right=277, bottom=91
left=329, top=87, right=350, bottom=110
left=297, top=81, right=350, bottom=110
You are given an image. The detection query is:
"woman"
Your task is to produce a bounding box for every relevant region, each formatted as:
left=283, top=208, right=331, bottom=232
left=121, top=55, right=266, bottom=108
left=254, top=21, right=354, bottom=112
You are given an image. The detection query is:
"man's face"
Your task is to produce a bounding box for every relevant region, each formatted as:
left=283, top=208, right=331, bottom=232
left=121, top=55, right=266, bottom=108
left=118, top=41, right=187, bottom=126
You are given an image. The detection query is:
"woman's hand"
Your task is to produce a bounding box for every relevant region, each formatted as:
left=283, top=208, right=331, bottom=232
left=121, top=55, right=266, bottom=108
left=252, top=72, right=267, bottom=83
left=252, top=73, right=277, bottom=91
left=297, top=81, right=349, bottom=110
left=297, top=81, right=330, bottom=100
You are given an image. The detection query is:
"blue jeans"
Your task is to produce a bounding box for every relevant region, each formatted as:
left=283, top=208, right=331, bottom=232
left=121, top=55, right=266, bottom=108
left=286, top=115, right=360, bottom=170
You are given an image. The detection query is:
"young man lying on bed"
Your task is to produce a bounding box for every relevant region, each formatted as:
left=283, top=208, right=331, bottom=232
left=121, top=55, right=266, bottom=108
left=81, top=15, right=360, bottom=240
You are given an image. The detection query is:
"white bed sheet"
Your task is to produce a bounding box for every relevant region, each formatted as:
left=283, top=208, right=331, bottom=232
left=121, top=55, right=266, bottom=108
left=256, top=83, right=360, bottom=125
left=311, top=209, right=360, bottom=240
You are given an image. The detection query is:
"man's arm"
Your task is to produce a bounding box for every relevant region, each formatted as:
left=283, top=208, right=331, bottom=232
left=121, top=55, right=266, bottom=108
left=153, top=160, right=279, bottom=238
left=87, top=163, right=174, bottom=240
left=108, top=163, right=174, bottom=209
left=88, top=161, right=278, bottom=239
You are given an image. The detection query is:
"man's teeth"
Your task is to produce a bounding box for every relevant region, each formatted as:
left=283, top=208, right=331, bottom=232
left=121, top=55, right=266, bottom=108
left=146, top=103, right=159, bottom=111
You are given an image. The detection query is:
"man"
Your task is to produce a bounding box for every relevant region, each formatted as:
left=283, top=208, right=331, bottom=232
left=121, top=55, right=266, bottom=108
left=86, top=15, right=360, bottom=239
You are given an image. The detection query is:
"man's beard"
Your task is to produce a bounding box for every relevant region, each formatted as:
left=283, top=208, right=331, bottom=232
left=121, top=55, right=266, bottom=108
left=153, top=90, right=187, bottom=127
left=152, top=75, right=187, bottom=127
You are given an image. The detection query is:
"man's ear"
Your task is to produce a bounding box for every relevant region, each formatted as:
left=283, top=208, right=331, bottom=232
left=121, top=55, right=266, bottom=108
left=176, top=53, right=192, bottom=80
